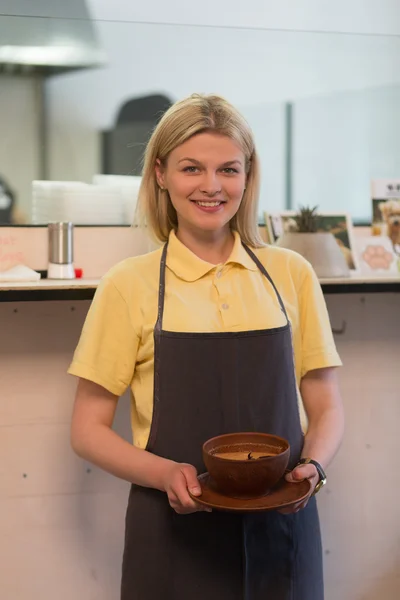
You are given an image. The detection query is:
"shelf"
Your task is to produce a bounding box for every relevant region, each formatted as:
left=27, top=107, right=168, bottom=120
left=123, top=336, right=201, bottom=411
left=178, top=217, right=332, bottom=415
left=0, top=279, right=99, bottom=302
left=0, top=275, right=399, bottom=302
left=319, top=275, right=400, bottom=294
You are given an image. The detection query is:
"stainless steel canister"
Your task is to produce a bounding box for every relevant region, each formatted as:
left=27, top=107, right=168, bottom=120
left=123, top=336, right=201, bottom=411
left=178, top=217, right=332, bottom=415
left=48, top=222, right=74, bottom=265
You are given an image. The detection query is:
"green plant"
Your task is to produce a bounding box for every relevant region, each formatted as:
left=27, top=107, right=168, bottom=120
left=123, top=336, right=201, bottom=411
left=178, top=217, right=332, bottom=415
left=294, top=205, right=319, bottom=233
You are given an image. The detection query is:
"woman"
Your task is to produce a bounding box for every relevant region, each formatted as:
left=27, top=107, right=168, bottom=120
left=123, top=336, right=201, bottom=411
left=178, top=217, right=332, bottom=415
left=69, top=94, right=344, bottom=599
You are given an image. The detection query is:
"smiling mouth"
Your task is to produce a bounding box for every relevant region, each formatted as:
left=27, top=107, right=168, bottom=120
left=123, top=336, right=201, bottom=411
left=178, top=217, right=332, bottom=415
left=191, top=200, right=225, bottom=207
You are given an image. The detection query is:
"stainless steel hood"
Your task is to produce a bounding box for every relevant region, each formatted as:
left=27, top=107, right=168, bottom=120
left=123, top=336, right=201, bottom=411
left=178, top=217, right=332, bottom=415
left=0, top=1, right=106, bottom=76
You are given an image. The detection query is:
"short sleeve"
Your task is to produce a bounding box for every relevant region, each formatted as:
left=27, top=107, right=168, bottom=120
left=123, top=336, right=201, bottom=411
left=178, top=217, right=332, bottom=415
left=68, top=275, right=139, bottom=396
left=299, top=263, right=342, bottom=377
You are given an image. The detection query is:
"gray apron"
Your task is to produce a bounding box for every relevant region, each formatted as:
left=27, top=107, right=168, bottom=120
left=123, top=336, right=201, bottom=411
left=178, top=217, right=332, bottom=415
left=121, top=242, right=324, bottom=599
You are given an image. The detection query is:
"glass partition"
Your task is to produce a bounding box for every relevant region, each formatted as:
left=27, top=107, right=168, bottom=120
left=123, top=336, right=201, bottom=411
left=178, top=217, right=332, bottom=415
left=1, top=15, right=400, bottom=224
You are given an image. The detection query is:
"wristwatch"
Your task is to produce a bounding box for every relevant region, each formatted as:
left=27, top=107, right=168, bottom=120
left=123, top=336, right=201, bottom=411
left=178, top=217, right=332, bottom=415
left=298, top=458, right=327, bottom=495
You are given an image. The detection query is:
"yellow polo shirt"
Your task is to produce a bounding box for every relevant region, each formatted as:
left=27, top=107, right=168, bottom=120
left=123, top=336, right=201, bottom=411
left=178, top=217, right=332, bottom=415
left=68, top=230, right=341, bottom=448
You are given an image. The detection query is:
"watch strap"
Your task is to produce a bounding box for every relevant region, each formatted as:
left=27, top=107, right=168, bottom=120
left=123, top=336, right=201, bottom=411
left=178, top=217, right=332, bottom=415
left=298, top=458, right=327, bottom=495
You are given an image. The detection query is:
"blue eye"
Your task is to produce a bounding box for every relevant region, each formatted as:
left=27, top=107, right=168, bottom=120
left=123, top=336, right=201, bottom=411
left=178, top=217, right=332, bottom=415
left=183, top=166, right=198, bottom=173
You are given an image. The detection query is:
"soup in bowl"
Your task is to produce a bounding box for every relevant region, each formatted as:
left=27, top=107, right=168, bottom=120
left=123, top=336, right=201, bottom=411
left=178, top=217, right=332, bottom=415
left=202, top=432, right=290, bottom=499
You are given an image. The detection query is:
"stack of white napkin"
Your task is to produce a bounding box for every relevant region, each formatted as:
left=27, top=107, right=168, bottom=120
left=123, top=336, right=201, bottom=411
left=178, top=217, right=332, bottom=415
left=0, top=265, right=41, bottom=282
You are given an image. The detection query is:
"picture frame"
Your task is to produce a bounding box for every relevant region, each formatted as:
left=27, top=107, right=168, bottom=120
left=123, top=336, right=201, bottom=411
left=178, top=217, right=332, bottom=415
left=371, top=179, right=400, bottom=224
left=370, top=179, right=400, bottom=256
left=264, top=211, right=359, bottom=272
left=355, top=236, right=400, bottom=275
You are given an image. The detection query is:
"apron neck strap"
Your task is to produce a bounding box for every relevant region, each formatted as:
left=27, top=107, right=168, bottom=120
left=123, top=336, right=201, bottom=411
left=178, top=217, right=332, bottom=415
left=155, top=242, right=168, bottom=333
left=242, top=244, right=289, bottom=323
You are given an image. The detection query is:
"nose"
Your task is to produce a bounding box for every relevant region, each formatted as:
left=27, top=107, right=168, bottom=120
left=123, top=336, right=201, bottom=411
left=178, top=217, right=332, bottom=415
left=199, top=171, right=222, bottom=197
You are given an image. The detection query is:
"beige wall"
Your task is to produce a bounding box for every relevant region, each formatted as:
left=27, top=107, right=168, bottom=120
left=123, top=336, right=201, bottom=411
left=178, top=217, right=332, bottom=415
left=0, top=224, right=370, bottom=276
left=0, top=225, right=156, bottom=276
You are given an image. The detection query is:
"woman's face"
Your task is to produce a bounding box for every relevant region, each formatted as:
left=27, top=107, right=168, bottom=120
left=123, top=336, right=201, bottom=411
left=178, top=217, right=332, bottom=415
left=155, top=132, right=247, bottom=236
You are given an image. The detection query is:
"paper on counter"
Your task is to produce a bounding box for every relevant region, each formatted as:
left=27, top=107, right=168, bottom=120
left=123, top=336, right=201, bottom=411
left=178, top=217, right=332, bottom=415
left=0, top=265, right=41, bottom=282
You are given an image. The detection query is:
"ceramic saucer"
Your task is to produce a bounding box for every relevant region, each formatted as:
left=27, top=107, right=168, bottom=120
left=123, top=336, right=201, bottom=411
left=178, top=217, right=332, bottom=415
left=189, top=473, right=311, bottom=513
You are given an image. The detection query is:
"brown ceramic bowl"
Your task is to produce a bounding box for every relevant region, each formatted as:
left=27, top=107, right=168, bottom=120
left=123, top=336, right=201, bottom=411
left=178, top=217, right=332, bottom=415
left=202, top=432, right=290, bottom=499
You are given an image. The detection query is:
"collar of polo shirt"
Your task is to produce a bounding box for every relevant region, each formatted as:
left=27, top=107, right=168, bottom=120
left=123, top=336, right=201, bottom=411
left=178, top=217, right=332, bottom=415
left=166, top=230, right=258, bottom=282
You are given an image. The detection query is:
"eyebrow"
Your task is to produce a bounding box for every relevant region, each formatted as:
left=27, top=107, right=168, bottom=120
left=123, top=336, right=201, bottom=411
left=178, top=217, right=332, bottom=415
left=178, top=158, right=243, bottom=167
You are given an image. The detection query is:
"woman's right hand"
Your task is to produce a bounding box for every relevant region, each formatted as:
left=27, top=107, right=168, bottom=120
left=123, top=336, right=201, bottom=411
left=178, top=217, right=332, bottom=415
left=71, top=380, right=211, bottom=514
left=161, top=462, right=211, bottom=514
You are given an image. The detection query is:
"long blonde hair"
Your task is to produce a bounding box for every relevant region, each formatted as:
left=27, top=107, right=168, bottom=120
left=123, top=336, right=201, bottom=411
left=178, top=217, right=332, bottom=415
left=135, top=93, right=264, bottom=247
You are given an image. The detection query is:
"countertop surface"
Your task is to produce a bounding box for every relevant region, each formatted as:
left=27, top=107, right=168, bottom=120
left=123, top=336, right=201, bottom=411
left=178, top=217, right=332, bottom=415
left=0, top=275, right=399, bottom=301
left=0, top=278, right=100, bottom=291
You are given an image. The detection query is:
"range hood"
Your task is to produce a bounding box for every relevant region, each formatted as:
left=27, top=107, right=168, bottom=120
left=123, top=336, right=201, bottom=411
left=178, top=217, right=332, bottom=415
left=0, top=1, right=106, bottom=76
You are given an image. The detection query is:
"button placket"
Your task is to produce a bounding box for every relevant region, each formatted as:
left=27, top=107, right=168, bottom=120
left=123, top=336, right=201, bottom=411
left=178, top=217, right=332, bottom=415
left=215, top=266, right=240, bottom=328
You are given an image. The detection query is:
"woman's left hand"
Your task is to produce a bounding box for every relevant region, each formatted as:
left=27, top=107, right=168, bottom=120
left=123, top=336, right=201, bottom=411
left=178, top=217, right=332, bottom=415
left=278, top=463, right=319, bottom=514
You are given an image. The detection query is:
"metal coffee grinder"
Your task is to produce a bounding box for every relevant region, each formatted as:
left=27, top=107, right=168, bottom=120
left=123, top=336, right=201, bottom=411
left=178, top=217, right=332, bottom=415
left=47, top=222, right=75, bottom=279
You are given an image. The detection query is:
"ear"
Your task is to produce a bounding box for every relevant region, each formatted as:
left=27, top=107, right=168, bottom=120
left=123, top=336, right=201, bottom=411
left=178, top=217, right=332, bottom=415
left=155, top=159, right=165, bottom=189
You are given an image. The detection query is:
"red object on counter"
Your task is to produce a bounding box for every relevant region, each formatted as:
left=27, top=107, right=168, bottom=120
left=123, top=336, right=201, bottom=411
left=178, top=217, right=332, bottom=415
left=74, top=268, right=83, bottom=279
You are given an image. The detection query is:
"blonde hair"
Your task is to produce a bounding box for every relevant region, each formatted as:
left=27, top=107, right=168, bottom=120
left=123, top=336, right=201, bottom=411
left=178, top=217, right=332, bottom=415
left=135, top=93, right=264, bottom=247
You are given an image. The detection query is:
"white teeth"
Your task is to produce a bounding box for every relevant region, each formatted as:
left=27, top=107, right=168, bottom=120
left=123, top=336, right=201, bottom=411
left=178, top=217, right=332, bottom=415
left=195, top=201, right=222, bottom=207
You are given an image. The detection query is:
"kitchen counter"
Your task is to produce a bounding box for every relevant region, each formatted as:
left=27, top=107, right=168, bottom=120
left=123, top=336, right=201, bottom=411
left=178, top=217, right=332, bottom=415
left=2, top=226, right=400, bottom=599
left=0, top=274, right=399, bottom=302
left=1, top=281, right=399, bottom=600
left=0, top=278, right=100, bottom=302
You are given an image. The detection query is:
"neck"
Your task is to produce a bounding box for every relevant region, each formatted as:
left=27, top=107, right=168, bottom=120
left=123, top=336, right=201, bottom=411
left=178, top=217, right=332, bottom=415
left=175, top=225, right=235, bottom=264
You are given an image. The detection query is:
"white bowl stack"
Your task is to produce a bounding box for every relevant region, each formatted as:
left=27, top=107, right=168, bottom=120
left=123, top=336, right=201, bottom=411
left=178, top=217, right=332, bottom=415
left=31, top=180, right=126, bottom=225
left=92, top=174, right=142, bottom=225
